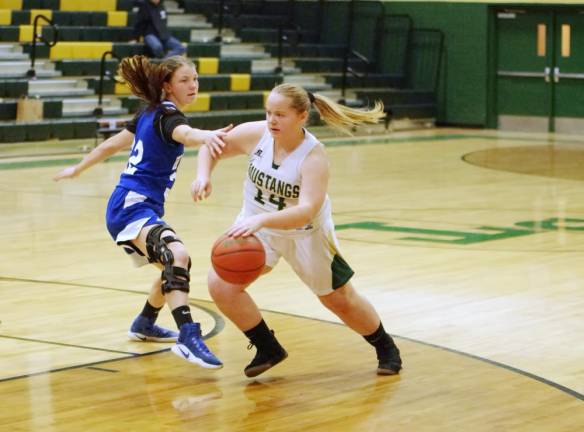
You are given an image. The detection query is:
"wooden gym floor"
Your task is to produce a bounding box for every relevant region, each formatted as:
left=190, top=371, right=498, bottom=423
left=0, top=128, right=583, bottom=431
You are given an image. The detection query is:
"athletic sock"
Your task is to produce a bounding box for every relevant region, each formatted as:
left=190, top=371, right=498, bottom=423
left=364, top=322, right=395, bottom=357
left=140, top=301, right=162, bottom=321
left=172, top=305, right=194, bottom=329
left=244, top=319, right=277, bottom=350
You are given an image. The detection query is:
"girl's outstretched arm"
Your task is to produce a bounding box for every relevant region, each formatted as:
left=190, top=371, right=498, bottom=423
left=172, top=124, right=233, bottom=158
left=53, top=129, right=135, bottom=181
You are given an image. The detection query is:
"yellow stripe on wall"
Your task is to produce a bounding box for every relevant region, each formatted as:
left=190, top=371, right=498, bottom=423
left=0, top=0, right=22, bottom=10
left=0, top=9, right=10, bottom=25
left=183, top=93, right=210, bottom=112
left=107, top=11, right=127, bottom=27
left=263, top=91, right=270, bottom=105
left=30, top=9, right=52, bottom=24
left=230, top=74, right=251, bottom=91
left=197, top=58, right=219, bottom=75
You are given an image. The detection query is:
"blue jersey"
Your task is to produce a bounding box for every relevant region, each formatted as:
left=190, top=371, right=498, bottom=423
left=118, top=102, right=185, bottom=205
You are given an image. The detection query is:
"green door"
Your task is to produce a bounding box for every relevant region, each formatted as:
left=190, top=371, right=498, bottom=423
left=553, top=11, right=584, bottom=134
left=496, top=10, right=554, bottom=132
left=495, top=7, right=584, bottom=133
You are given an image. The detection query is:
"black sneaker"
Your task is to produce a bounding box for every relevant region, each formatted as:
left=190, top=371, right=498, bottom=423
left=244, top=343, right=288, bottom=378
left=377, top=345, right=402, bottom=375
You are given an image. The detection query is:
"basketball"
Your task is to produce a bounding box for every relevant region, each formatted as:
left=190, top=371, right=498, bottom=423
left=211, top=234, right=266, bottom=285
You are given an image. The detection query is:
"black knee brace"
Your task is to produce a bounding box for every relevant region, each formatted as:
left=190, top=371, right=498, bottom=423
left=145, top=224, right=191, bottom=294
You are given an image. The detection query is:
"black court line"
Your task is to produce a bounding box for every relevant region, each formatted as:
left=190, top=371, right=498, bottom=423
left=0, top=334, right=138, bottom=355
left=0, top=277, right=582, bottom=402
left=0, top=348, right=169, bottom=383
left=257, top=308, right=584, bottom=402
left=0, top=276, right=225, bottom=382
left=0, top=276, right=225, bottom=340
left=86, top=367, right=119, bottom=373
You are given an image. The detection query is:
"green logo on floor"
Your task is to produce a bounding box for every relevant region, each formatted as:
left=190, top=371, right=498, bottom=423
left=335, top=218, right=584, bottom=245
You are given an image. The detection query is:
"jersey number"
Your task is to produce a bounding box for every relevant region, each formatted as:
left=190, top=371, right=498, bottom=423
left=165, top=155, right=182, bottom=198
left=254, top=188, right=286, bottom=210
left=123, top=139, right=144, bottom=175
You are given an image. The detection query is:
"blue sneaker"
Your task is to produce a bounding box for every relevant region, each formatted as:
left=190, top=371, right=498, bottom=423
left=171, top=322, right=223, bottom=369
left=128, top=315, right=179, bottom=342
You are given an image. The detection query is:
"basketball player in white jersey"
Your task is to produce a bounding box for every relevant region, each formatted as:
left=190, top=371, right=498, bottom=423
left=192, top=83, right=402, bottom=377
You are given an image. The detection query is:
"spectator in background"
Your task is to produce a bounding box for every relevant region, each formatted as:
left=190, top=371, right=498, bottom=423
left=131, top=0, right=186, bottom=59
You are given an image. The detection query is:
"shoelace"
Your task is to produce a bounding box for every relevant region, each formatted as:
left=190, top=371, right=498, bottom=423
left=185, top=328, right=213, bottom=356
left=152, top=325, right=173, bottom=337
left=144, top=323, right=173, bottom=337
left=246, top=329, right=276, bottom=351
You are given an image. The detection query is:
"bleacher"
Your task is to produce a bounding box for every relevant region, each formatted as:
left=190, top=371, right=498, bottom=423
left=0, top=0, right=444, bottom=144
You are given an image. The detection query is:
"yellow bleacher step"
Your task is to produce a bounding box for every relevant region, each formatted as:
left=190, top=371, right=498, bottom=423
left=60, top=0, right=117, bottom=12
left=183, top=93, right=210, bottom=112
left=197, top=58, right=219, bottom=75
left=50, top=42, right=113, bottom=59
left=30, top=9, right=52, bottom=24
left=0, top=0, right=22, bottom=10
left=0, top=9, right=10, bottom=25
left=231, top=74, right=251, bottom=91
left=107, top=11, right=127, bottom=27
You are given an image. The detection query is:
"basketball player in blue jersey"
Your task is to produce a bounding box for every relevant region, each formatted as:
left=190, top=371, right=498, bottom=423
left=54, top=55, right=230, bottom=369
left=192, top=83, right=402, bottom=377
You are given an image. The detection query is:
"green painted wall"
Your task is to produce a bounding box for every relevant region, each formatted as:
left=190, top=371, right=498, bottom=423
left=382, top=2, right=491, bottom=126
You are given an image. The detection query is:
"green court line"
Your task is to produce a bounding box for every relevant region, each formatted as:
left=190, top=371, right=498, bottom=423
left=1, top=132, right=582, bottom=171
left=0, top=134, right=470, bottom=171
left=0, top=149, right=197, bottom=171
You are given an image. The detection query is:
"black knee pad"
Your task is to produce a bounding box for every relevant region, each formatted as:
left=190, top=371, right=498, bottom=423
left=161, top=266, right=190, bottom=294
left=146, top=224, right=179, bottom=264
left=145, top=224, right=191, bottom=294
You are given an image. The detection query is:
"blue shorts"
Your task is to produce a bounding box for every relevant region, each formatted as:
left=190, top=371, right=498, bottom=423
left=106, top=187, right=165, bottom=265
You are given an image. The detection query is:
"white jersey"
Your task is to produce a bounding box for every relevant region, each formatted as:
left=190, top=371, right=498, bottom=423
left=241, top=127, right=331, bottom=238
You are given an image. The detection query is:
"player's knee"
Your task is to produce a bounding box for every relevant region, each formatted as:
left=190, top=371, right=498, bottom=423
left=169, top=243, right=190, bottom=268
left=208, top=269, right=224, bottom=297
left=145, top=224, right=191, bottom=294
left=208, top=268, right=239, bottom=301
left=319, top=287, right=353, bottom=314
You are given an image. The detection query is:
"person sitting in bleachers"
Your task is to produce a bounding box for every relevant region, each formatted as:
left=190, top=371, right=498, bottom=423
left=131, top=0, right=186, bottom=59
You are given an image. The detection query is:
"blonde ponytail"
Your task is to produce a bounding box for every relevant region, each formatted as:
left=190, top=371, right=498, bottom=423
left=271, top=83, right=385, bottom=135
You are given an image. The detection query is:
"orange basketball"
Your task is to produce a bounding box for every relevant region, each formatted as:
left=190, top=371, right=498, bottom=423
left=211, top=234, right=266, bottom=285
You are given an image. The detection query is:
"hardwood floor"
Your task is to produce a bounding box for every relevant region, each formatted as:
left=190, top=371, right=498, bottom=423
left=0, top=128, right=583, bottom=430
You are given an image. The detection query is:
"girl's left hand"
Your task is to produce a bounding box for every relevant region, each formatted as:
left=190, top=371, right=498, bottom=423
left=191, top=177, right=212, bottom=201
left=53, top=165, right=79, bottom=181
left=226, top=214, right=266, bottom=238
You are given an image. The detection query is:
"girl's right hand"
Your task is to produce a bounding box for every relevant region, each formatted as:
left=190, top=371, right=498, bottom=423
left=204, top=124, right=233, bottom=159
left=191, top=177, right=212, bottom=201
left=53, top=166, right=79, bottom=181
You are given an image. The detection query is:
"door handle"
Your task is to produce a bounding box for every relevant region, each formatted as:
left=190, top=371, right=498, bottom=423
left=553, top=67, right=560, bottom=83
left=544, top=67, right=551, bottom=82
